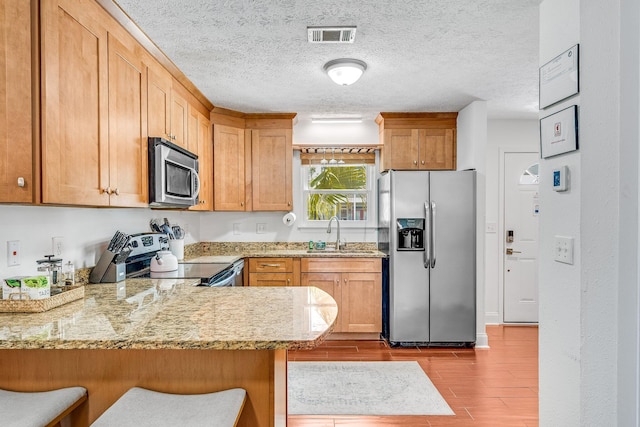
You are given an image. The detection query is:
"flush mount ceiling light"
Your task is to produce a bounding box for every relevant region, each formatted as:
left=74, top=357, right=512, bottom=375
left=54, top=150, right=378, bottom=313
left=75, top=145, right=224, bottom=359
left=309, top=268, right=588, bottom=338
left=323, top=59, right=367, bottom=86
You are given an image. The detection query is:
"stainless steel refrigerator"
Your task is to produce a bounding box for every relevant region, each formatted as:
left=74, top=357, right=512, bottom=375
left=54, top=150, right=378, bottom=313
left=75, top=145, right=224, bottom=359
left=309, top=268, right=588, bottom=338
left=378, top=170, right=476, bottom=346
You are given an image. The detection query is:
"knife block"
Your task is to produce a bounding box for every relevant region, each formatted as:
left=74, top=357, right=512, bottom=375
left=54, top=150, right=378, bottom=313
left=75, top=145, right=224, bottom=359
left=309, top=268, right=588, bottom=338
left=89, top=249, right=128, bottom=283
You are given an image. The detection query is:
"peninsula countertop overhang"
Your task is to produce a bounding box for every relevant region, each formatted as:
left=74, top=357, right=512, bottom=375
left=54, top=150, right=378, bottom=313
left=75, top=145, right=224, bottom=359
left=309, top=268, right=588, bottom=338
left=0, top=279, right=338, bottom=351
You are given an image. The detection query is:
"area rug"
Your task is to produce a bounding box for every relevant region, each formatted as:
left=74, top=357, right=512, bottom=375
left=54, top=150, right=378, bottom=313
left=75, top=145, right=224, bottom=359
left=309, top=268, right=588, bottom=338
left=288, top=361, right=454, bottom=416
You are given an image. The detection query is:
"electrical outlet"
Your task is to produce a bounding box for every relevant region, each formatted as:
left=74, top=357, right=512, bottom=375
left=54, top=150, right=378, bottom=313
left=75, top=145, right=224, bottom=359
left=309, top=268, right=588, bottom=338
left=233, top=223, right=241, bottom=235
left=554, top=235, right=574, bottom=264
left=52, top=236, right=64, bottom=256
left=256, top=223, right=266, bottom=234
left=7, top=241, right=20, bottom=266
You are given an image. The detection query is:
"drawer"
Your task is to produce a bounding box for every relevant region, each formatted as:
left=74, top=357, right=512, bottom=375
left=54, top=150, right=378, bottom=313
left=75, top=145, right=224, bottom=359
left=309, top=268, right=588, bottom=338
left=301, top=257, right=382, bottom=273
left=249, top=258, right=293, bottom=273
left=249, top=273, right=295, bottom=287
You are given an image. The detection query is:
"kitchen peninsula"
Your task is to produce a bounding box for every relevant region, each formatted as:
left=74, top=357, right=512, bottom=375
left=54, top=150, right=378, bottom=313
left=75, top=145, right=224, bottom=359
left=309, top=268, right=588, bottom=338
left=0, top=280, right=338, bottom=426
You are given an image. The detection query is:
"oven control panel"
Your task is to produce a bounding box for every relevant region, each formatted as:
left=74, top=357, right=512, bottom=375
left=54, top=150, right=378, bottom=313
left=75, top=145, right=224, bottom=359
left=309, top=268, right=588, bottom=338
left=128, top=233, right=169, bottom=258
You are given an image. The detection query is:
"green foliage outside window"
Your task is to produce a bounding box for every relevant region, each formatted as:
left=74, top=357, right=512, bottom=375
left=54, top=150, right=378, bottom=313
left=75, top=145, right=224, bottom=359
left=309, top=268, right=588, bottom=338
left=305, top=165, right=368, bottom=221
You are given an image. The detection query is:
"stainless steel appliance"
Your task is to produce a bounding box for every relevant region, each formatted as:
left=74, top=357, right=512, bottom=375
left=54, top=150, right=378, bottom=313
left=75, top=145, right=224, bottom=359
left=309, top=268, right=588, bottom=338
left=378, top=170, right=476, bottom=346
left=148, top=137, right=200, bottom=208
left=91, top=232, right=237, bottom=287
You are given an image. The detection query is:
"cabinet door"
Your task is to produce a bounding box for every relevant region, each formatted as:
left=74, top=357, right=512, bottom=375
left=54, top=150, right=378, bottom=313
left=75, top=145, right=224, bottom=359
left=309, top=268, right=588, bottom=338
left=383, top=129, right=419, bottom=170
left=301, top=272, right=342, bottom=332
left=0, top=0, right=32, bottom=203
left=107, top=33, right=148, bottom=207
left=213, top=124, right=246, bottom=211
left=147, top=66, right=171, bottom=140
left=251, top=129, right=292, bottom=211
left=170, top=88, right=188, bottom=148
left=188, top=107, right=212, bottom=211
left=41, top=0, right=109, bottom=206
left=341, top=272, right=382, bottom=333
left=419, top=128, right=455, bottom=170
left=249, top=273, right=294, bottom=287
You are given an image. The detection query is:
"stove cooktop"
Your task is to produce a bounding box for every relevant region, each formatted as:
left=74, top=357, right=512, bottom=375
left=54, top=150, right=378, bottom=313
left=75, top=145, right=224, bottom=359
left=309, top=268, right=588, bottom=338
left=130, top=262, right=232, bottom=284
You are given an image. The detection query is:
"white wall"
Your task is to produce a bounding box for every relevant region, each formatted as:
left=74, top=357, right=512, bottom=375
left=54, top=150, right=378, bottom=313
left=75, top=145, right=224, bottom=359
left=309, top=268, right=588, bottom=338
left=293, top=119, right=379, bottom=146
left=0, top=205, right=201, bottom=277
left=538, top=0, right=582, bottom=424
left=618, top=0, right=640, bottom=423
left=457, top=100, right=489, bottom=348
left=539, top=0, right=640, bottom=424
left=484, top=120, right=539, bottom=324
left=579, top=0, right=620, bottom=422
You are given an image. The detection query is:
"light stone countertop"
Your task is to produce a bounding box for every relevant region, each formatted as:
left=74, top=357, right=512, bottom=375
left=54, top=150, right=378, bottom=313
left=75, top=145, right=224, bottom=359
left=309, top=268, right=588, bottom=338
left=0, top=280, right=337, bottom=351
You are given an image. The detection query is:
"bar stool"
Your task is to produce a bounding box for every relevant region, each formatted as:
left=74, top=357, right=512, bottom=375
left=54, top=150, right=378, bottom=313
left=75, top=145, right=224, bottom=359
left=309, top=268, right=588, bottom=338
left=0, top=386, right=87, bottom=427
left=91, top=387, right=247, bottom=427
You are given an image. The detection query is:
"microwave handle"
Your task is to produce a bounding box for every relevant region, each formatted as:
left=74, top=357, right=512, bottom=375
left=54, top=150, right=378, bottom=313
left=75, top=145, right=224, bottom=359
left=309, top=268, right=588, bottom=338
left=190, top=167, right=201, bottom=199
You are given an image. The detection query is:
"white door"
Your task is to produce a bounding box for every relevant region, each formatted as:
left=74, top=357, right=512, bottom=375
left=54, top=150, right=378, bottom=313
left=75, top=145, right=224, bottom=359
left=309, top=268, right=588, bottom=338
left=503, top=152, right=539, bottom=323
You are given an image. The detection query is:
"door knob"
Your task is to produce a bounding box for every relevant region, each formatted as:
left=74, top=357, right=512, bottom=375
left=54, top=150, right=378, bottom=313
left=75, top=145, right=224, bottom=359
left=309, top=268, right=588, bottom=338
left=506, top=248, right=521, bottom=255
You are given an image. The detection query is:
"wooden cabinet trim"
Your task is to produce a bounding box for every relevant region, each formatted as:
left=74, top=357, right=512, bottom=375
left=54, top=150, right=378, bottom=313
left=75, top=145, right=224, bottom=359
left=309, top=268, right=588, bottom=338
left=301, top=257, right=382, bottom=273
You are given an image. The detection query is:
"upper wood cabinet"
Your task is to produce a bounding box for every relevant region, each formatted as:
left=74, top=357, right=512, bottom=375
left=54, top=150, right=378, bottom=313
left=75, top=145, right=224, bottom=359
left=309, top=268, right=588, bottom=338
left=212, top=111, right=247, bottom=211
left=105, top=33, right=148, bottom=207
left=376, top=112, right=457, bottom=171
left=147, top=66, right=188, bottom=148
left=0, top=0, right=33, bottom=203
left=41, top=0, right=149, bottom=207
left=249, top=127, right=293, bottom=211
left=188, top=105, right=212, bottom=211
left=212, top=110, right=295, bottom=212
left=41, top=0, right=110, bottom=206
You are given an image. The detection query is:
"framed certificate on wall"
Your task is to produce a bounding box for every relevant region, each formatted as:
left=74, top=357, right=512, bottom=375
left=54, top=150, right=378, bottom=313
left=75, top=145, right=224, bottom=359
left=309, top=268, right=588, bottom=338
left=539, top=44, right=579, bottom=109
left=540, top=105, right=578, bottom=158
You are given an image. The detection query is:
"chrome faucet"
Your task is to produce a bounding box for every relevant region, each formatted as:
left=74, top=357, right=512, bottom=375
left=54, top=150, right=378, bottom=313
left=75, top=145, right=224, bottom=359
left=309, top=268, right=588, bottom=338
left=327, top=216, right=341, bottom=250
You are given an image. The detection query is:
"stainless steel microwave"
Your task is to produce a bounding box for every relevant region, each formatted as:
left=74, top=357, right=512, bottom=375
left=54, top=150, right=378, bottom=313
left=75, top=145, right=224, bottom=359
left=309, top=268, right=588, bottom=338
left=148, top=137, right=200, bottom=208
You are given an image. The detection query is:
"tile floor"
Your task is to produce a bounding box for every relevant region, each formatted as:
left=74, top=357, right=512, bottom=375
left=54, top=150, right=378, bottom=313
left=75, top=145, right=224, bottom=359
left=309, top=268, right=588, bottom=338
left=288, top=325, right=538, bottom=426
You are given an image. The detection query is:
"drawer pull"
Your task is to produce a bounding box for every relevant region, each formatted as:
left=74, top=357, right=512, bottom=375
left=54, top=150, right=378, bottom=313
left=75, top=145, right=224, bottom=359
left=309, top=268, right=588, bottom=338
left=261, top=263, right=281, bottom=268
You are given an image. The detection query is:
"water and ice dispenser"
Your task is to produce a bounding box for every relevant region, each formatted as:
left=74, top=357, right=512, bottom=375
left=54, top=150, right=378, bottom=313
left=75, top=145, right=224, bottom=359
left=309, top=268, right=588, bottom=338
left=396, top=218, right=424, bottom=250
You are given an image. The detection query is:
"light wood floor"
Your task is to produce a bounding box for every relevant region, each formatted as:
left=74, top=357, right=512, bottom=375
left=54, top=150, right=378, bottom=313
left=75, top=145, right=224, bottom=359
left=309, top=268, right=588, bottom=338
left=288, top=325, right=538, bottom=427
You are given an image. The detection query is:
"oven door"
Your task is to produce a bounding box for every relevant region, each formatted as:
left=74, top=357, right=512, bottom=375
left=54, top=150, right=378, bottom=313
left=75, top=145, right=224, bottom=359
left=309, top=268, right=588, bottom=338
left=201, top=268, right=236, bottom=287
left=149, top=137, right=200, bottom=207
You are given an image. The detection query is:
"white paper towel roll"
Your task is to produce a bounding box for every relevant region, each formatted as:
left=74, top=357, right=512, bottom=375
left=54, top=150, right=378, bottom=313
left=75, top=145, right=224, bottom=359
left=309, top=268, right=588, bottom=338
left=282, top=212, right=296, bottom=226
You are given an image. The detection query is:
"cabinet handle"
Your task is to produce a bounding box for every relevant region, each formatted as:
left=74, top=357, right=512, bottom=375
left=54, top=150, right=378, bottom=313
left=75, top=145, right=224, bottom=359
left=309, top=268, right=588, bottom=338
left=102, top=187, right=112, bottom=195
left=287, top=278, right=291, bottom=284
left=344, top=278, right=348, bottom=283
left=261, top=263, right=281, bottom=268
left=421, top=160, right=425, bottom=165
left=113, top=188, right=120, bottom=196
left=413, top=160, right=418, bottom=165
left=240, top=202, right=244, bottom=207
left=288, top=201, right=291, bottom=206
left=17, top=177, right=25, bottom=187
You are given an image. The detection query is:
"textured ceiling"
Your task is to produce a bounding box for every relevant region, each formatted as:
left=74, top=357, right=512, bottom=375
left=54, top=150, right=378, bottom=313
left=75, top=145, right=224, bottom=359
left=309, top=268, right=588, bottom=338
left=114, top=0, right=541, bottom=121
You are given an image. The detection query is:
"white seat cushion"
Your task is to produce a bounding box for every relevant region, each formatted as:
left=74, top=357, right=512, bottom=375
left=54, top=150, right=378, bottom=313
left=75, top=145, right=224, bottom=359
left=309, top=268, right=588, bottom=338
left=92, top=387, right=246, bottom=427
left=0, top=386, right=87, bottom=427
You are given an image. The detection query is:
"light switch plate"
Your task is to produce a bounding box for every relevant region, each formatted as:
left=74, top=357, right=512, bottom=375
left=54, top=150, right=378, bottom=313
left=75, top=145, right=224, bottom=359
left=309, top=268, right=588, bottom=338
left=554, top=235, right=574, bottom=264
left=256, top=223, right=266, bottom=234
left=7, top=240, right=20, bottom=266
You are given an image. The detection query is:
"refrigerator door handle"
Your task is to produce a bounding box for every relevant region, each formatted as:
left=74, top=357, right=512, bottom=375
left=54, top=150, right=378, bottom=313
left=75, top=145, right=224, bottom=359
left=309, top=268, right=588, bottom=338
left=424, top=201, right=430, bottom=269
left=431, top=200, right=437, bottom=268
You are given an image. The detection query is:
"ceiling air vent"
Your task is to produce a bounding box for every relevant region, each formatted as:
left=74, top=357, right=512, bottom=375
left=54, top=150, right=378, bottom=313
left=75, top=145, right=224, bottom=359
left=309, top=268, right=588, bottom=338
left=307, top=26, right=357, bottom=43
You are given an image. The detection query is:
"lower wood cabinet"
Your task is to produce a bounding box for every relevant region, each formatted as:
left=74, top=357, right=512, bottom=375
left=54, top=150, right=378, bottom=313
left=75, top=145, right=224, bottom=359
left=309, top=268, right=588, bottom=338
left=301, top=258, right=382, bottom=334
left=248, top=258, right=299, bottom=286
